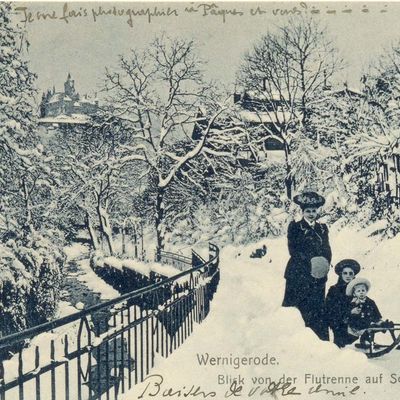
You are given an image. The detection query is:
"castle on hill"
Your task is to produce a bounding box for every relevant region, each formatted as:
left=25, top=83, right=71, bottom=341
left=39, top=74, right=98, bottom=122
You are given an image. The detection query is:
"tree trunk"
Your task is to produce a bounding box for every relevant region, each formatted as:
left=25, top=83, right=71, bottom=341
left=133, top=226, right=138, bottom=259
left=122, top=227, right=126, bottom=255
left=22, top=179, right=34, bottom=233
left=85, top=212, right=99, bottom=250
left=284, top=142, right=293, bottom=200
left=96, top=204, right=114, bottom=256
left=155, top=186, right=165, bottom=261
left=141, top=223, right=145, bottom=261
left=285, top=175, right=293, bottom=200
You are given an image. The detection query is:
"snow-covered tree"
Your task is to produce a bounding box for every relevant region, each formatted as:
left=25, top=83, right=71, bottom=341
left=349, top=47, right=400, bottom=163
left=102, top=35, right=240, bottom=259
left=48, top=120, right=147, bottom=255
left=0, top=3, right=61, bottom=237
left=237, top=17, right=343, bottom=199
left=343, top=45, right=400, bottom=231
left=0, top=3, right=63, bottom=333
left=1, top=2, right=38, bottom=229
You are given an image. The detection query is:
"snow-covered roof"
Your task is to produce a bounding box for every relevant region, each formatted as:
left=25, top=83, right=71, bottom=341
left=245, top=90, right=290, bottom=102
left=47, top=93, right=75, bottom=104
left=47, top=93, right=66, bottom=104
left=38, top=114, right=91, bottom=125
left=239, top=109, right=294, bottom=124
left=331, top=87, right=363, bottom=97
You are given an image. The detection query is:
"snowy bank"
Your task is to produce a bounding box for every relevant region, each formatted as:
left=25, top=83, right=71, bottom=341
left=120, top=226, right=400, bottom=400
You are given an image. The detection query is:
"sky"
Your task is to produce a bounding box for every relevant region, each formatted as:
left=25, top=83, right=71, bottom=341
left=13, top=1, right=400, bottom=97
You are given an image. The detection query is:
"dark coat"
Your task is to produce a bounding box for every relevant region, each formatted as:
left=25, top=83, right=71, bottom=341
left=326, top=281, right=349, bottom=329
left=282, top=219, right=332, bottom=340
left=283, top=219, right=332, bottom=305
left=348, top=297, right=382, bottom=331
left=325, top=280, right=354, bottom=347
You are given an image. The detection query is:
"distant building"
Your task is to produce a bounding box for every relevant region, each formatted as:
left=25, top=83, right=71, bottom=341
left=232, top=90, right=292, bottom=153
left=233, top=80, right=365, bottom=158
left=39, top=73, right=99, bottom=127
left=193, top=79, right=363, bottom=167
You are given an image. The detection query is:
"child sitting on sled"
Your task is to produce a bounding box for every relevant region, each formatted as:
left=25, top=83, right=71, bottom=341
left=345, top=277, right=384, bottom=348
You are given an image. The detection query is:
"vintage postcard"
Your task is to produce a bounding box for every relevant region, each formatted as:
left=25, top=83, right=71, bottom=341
left=1, top=1, right=400, bottom=399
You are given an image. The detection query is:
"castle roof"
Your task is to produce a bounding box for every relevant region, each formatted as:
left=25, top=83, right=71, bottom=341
left=47, top=93, right=73, bottom=104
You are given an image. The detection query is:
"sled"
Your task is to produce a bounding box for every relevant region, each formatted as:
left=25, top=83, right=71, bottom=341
left=354, top=321, right=400, bottom=358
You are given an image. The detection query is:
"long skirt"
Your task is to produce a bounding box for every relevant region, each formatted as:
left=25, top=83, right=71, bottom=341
left=332, top=324, right=357, bottom=347
left=284, top=278, right=328, bottom=341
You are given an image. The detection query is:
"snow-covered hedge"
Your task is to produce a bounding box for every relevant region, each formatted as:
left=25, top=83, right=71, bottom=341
left=90, top=251, right=152, bottom=293
left=90, top=252, right=186, bottom=308
left=0, top=234, right=64, bottom=336
left=169, top=197, right=291, bottom=247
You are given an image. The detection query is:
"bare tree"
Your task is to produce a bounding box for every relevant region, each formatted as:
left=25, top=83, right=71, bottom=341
left=49, top=122, right=146, bottom=255
left=237, top=16, right=342, bottom=198
left=102, top=35, right=237, bottom=259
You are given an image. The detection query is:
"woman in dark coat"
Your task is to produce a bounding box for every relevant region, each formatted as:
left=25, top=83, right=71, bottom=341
left=325, top=259, right=360, bottom=347
left=282, top=192, right=332, bottom=341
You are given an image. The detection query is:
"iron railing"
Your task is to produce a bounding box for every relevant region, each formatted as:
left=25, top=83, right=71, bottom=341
left=0, top=243, right=220, bottom=400
left=159, top=250, right=192, bottom=271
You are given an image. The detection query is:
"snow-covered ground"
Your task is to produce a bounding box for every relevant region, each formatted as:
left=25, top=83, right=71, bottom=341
left=119, top=224, right=400, bottom=400
left=4, top=226, right=399, bottom=399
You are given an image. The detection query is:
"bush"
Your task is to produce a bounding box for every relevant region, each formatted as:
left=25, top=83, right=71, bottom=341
left=0, top=232, right=65, bottom=336
left=0, top=246, right=32, bottom=335
left=168, top=173, right=290, bottom=246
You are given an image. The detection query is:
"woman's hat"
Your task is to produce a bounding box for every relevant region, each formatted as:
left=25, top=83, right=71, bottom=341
left=334, top=259, right=361, bottom=275
left=293, top=192, right=325, bottom=208
left=346, top=277, right=371, bottom=296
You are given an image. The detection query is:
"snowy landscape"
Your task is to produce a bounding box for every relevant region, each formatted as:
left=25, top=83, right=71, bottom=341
left=121, top=225, right=400, bottom=400
left=2, top=1, right=400, bottom=399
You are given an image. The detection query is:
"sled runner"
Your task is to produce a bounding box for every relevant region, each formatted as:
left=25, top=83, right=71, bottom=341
left=353, top=321, right=400, bottom=358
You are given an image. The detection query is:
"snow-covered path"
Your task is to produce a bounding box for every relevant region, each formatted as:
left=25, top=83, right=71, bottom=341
left=121, top=227, right=400, bottom=400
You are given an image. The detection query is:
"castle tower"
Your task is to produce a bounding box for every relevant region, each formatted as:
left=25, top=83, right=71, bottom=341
left=64, top=73, right=76, bottom=98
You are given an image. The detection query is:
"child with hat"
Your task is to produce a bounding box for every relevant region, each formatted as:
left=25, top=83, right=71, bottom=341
left=325, top=259, right=361, bottom=347
left=346, top=277, right=383, bottom=348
